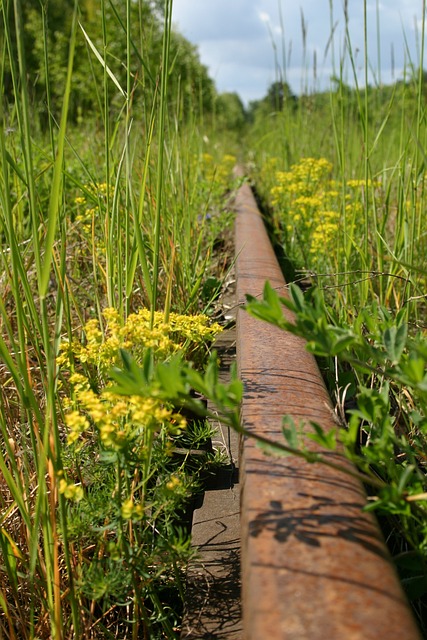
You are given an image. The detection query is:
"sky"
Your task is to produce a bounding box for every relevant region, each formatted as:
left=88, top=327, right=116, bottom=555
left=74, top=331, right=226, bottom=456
left=171, top=0, right=425, bottom=105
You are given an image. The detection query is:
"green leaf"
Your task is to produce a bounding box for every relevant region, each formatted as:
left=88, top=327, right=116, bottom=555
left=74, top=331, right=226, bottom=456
left=399, top=355, right=425, bottom=384
left=288, top=282, right=305, bottom=312
left=329, top=329, right=357, bottom=356
left=201, top=276, right=222, bottom=303
left=307, top=422, right=337, bottom=450
left=257, top=440, right=286, bottom=456
left=79, top=22, right=126, bottom=98
left=204, top=351, right=219, bottom=394
left=396, top=464, right=416, bottom=494
left=108, top=350, right=152, bottom=395
left=41, top=2, right=78, bottom=298
left=281, top=415, right=300, bottom=449
left=227, top=378, right=243, bottom=405
left=0, top=529, right=19, bottom=591
left=156, top=358, right=188, bottom=399
left=245, top=281, right=289, bottom=328
left=383, top=323, right=407, bottom=364
left=142, top=349, right=154, bottom=384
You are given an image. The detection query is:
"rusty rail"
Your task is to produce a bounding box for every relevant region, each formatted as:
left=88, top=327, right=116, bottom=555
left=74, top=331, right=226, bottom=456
left=234, top=173, right=421, bottom=639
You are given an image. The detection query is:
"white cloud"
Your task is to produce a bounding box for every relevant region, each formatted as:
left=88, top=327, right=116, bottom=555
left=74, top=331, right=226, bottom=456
left=172, top=0, right=262, bottom=41
left=172, top=0, right=427, bottom=104
left=259, top=11, right=271, bottom=23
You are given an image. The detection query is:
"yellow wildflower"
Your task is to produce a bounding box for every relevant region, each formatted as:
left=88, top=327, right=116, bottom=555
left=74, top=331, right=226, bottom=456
left=166, top=475, right=181, bottom=491
left=58, top=478, right=84, bottom=502
left=65, top=411, right=90, bottom=444
left=121, top=497, right=144, bottom=520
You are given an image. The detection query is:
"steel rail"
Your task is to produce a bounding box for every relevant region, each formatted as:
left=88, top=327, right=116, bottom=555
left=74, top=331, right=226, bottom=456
left=234, top=174, right=421, bottom=639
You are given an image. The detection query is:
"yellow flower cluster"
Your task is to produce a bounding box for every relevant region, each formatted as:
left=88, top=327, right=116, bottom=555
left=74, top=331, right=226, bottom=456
left=346, top=178, right=380, bottom=190
left=58, top=476, right=84, bottom=502
left=271, top=157, right=333, bottom=205
left=57, top=307, right=223, bottom=374
left=270, top=157, right=340, bottom=258
left=73, top=182, right=114, bottom=239
left=309, top=211, right=341, bottom=255
left=268, top=158, right=386, bottom=266
left=201, top=153, right=237, bottom=191
left=58, top=307, right=221, bottom=451
left=166, top=474, right=181, bottom=491
left=121, top=497, right=144, bottom=520
left=64, top=370, right=186, bottom=450
left=119, top=472, right=185, bottom=521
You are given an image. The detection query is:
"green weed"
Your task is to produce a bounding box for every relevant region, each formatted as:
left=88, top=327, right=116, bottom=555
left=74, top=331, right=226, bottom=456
left=0, top=0, right=238, bottom=637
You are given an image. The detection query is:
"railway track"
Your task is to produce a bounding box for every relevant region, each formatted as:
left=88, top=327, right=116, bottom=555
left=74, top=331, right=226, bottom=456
left=182, top=172, right=421, bottom=639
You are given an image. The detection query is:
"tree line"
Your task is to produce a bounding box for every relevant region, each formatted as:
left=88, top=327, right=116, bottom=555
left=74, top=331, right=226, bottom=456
left=1, top=0, right=223, bottom=126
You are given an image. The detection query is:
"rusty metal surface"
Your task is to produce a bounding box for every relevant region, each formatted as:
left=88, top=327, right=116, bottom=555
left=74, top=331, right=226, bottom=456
left=234, top=177, right=421, bottom=640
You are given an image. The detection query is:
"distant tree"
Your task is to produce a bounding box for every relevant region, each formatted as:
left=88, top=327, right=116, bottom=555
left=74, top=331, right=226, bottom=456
left=148, top=0, right=166, bottom=16
left=2, top=0, right=217, bottom=125
left=265, top=81, right=297, bottom=112
left=246, top=81, right=297, bottom=122
left=168, top=32, right=217, bottom=119
left=246, top=99, right=261, bottom=123
left=215, top=92, right=246, bottom=131
left=330, top=76, right=353, bottom=97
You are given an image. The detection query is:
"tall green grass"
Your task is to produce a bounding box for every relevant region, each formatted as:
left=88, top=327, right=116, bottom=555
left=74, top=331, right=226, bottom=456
left=0, top=0, right=237, bottom=637
left=248, top=0, right=427, bottom=325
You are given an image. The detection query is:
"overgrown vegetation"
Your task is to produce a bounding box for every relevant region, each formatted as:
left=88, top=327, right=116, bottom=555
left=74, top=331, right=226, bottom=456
left=244, top=0, right=427, bottom=631
left=0, top=0, right=242, bottom=637
left=3, top=0, right=427, bottom=635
